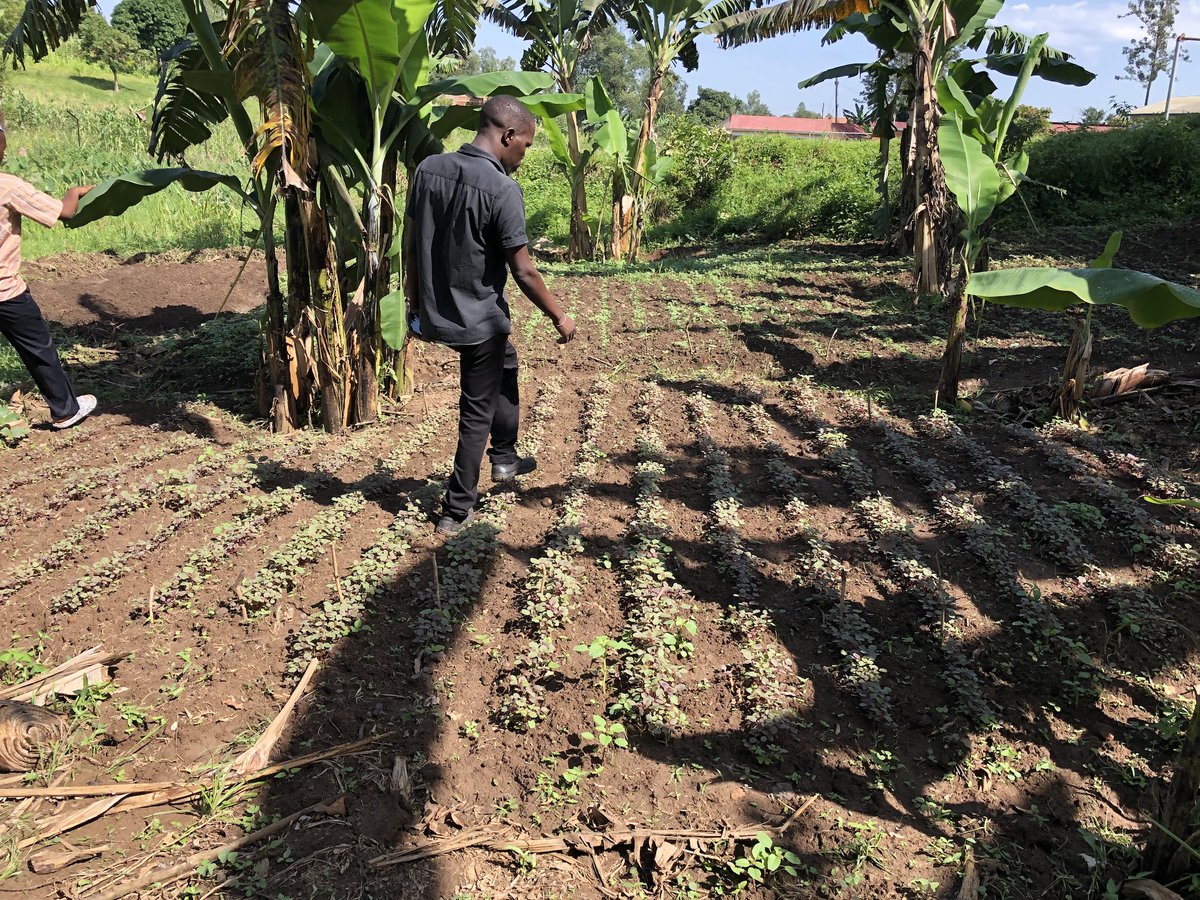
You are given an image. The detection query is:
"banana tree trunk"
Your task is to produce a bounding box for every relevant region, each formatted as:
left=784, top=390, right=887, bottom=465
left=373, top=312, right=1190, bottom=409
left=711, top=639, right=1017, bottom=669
left=626, top=72, right=664, bottom=263
left=352, top=189, right=383, bottom=425
left=890, top=119, right=915, bottom=256
left=875, top=130, right=893, bottom=241
left=936, top=256, right=970, bottom=406
left=612, top=70, right=664, bottom=262
left=1144, top=688, right=1200, bottom=882
left=610, top=165, right=632, bottom=261
left=565, top=110, right=594, bottom=260
left=1053, top=313, right=1092, bottom=422
left=910, top=35, right=953, bottom=299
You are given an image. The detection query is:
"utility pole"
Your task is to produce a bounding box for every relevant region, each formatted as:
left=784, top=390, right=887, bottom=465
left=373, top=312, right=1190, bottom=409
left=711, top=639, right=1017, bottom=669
left=834, top=78, right=840, bottom=122
left=1164, top=34, right=1200, bottom=120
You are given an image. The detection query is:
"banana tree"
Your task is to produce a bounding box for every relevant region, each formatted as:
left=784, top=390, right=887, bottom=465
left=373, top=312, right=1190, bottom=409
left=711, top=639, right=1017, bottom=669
left=536, top=74, right=670, bottom=255
left=614, top=0, right=747, bottom=261
left=966, top=231, right=1200, bottom=421
left=935, top=33, right=1094, bottom=405
left=713, top=0, right=1090, bottom=300
left=483, top=0, right=621, bottom=260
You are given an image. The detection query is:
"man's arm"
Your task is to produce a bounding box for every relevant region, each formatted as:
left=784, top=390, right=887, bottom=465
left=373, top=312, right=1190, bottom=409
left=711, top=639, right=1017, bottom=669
left=505, top=244, right=575, bottom=344
left=58, top=185, right=94, bottom=222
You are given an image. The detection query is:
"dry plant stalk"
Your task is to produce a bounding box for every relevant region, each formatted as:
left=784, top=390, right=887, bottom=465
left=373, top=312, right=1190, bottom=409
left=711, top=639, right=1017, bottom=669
left=232, top=658, right=319, bottom=775
left=371, top=795, right=817, bottom=868
left=84, top=796, right=345, bottom=900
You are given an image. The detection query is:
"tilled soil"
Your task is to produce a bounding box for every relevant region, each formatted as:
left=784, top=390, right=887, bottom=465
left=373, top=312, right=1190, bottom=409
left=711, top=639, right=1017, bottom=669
left=0, top=244, right=1196, bottom=899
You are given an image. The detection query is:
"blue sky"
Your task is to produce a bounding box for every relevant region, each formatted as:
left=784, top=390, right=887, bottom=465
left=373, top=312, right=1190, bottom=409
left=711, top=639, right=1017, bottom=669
left=97, top=0, right=1200, bottom=120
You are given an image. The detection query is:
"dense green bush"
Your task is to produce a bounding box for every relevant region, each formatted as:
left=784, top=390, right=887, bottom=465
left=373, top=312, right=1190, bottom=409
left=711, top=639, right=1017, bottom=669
left=1013, top=121, right=1200, bottom=227
left=518, top=125, right=882, bottom=249
left=659, top=134, right=880, bottom=242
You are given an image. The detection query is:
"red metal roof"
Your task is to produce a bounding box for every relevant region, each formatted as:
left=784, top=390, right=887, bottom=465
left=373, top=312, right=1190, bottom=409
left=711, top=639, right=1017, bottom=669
left=1049, top=121, right=1114, bottom=133
left=724, top=114, right=868, bottom=136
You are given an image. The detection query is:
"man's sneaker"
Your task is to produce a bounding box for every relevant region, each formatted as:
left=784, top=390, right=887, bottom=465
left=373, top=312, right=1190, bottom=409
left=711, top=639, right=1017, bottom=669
left=52, top=394, right=97, bottom=430
left=435, top=508, right=476, bottom=536
left=491, top=457, right=537, bottom=481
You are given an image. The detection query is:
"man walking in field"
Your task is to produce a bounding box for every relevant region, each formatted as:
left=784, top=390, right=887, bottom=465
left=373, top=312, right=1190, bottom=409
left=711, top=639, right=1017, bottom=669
left=405, top=95, right=576, bottom=536
left=0, top=119, right=97, bottom=429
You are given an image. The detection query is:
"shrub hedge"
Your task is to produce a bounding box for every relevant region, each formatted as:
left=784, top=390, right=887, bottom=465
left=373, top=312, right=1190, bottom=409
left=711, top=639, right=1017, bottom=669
left=1012, top=120, right=1200, bottom=227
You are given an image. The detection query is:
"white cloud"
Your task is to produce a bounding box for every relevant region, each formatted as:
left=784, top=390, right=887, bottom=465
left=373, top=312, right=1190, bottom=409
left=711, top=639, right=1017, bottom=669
left=995, top=0, right=1200, bottom=64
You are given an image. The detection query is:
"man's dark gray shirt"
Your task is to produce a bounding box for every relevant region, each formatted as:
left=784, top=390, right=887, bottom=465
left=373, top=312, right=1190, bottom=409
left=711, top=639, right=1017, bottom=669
left=407, top=144, right=528, bottom=345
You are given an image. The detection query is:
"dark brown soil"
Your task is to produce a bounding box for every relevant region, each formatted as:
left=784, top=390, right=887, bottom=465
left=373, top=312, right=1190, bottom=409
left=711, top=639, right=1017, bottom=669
left=0, top=242, right=1196, bottom=899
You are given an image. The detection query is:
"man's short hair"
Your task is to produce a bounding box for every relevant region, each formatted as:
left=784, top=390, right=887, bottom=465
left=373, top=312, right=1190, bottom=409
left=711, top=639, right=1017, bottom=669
left=478, top=95, right=535, bottom=135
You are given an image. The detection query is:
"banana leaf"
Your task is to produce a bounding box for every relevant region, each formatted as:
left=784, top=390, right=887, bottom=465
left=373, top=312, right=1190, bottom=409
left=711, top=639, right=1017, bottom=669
left=939, top=112, right=1001, bottom=237
left=67, top=169, right=247, bottom=228
left=1144, top=497, right=1200, bottom=510
left=380, top=290, right=407, bottom=351
left=966, top=267, right=1200, bottom=329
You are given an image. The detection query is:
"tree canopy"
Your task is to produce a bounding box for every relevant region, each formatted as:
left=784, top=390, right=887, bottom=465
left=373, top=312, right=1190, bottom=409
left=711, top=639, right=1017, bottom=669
left=688, top=86, right=772, bottom=122
left=77, top=11, right=143, bottom=90
left=111, top=0, right=187, bottom=60
left=1121, top=0, right=1186, bottom=106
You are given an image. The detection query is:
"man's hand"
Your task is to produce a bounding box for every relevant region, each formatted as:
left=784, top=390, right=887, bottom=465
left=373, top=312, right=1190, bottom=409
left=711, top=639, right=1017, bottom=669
left=59, top=185, right=96, bottom=221
left=554, top=314, right=576, bottom=344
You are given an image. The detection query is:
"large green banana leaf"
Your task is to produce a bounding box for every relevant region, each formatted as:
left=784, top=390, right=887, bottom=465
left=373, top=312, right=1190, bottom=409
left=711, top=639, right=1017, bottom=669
left=416, top=70, right=555, bottom=104
left=939, top=112, right=1001, bottom=236
left=307, top=0, right=438, bottom=106
left=66, top=169, right=247, bottom=228
left=966, top=267, right=1200, bottom=328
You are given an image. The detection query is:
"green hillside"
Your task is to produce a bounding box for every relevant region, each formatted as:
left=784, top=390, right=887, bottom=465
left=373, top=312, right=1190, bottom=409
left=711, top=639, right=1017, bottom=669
left=5, top=54, right=157, bottom=108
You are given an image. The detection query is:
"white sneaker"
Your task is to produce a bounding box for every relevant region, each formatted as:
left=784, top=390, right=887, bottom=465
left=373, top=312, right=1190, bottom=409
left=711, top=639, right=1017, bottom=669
left=52, top=394, right=97, bottom=430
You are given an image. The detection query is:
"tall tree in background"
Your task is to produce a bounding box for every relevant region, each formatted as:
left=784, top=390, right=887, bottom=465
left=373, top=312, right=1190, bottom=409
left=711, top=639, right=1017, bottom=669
left=77, top=11, right=143, bottom=91
left=743, top=88, right=770, bottom=114
left=688, top=85, right=740, bottom=122
left=452, top=44, right=516, bottom=74
left=1121, top=0, right=1185, bottom=105
left=792, top=98, right=817, bottom=116
left=575, top=28, right=687, bottom=123
left=112, top=0, right=187, bottom=62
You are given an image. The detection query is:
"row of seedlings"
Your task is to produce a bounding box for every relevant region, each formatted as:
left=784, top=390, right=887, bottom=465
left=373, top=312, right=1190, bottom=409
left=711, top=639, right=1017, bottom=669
left=0, top=425, right=123, bottom=493
left=919, top=412, right=1172, bottom=647
left=227, top=408, right=462, bottom=619
left=410, top=376, right=564, bottom=667
left=284, top=410, right=461, bottom=676
left=498, top=378, right=613, bottom=731
left=0, top=432, right=202, bottom=539
left=154, top=413, right=447, bottom=619
left=51, top=434, right=317, bottom=615
left=755, top=396, right=994, bottom=725
left=409, top=379, right=565, bottom=666
left=1041, top=419, right=1200, bottom=527
left=819, top=387, right=1099, bottom=698
left=0, top=438, right=274, bottom=600
left=685, top=393, right=806, bottom=760
left=733, top=394, right=894, bottom=726
left=608, top=385, right=695, bottom=738
left=1014, top=421, right=1199, bottom=579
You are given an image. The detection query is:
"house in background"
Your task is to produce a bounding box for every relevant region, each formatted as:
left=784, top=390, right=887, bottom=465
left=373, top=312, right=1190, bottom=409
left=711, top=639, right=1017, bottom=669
left=1129, top=97, right=1200, bottom=120
left=722, top=113, right=1113, bottom=141
left=722, top=114, right=870, bottom=140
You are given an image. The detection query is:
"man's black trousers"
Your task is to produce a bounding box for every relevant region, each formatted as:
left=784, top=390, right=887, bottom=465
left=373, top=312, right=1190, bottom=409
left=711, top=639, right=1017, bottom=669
left=443, top=334, right=519, bottom=521
left=0, top=291, right=80, bottom=420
